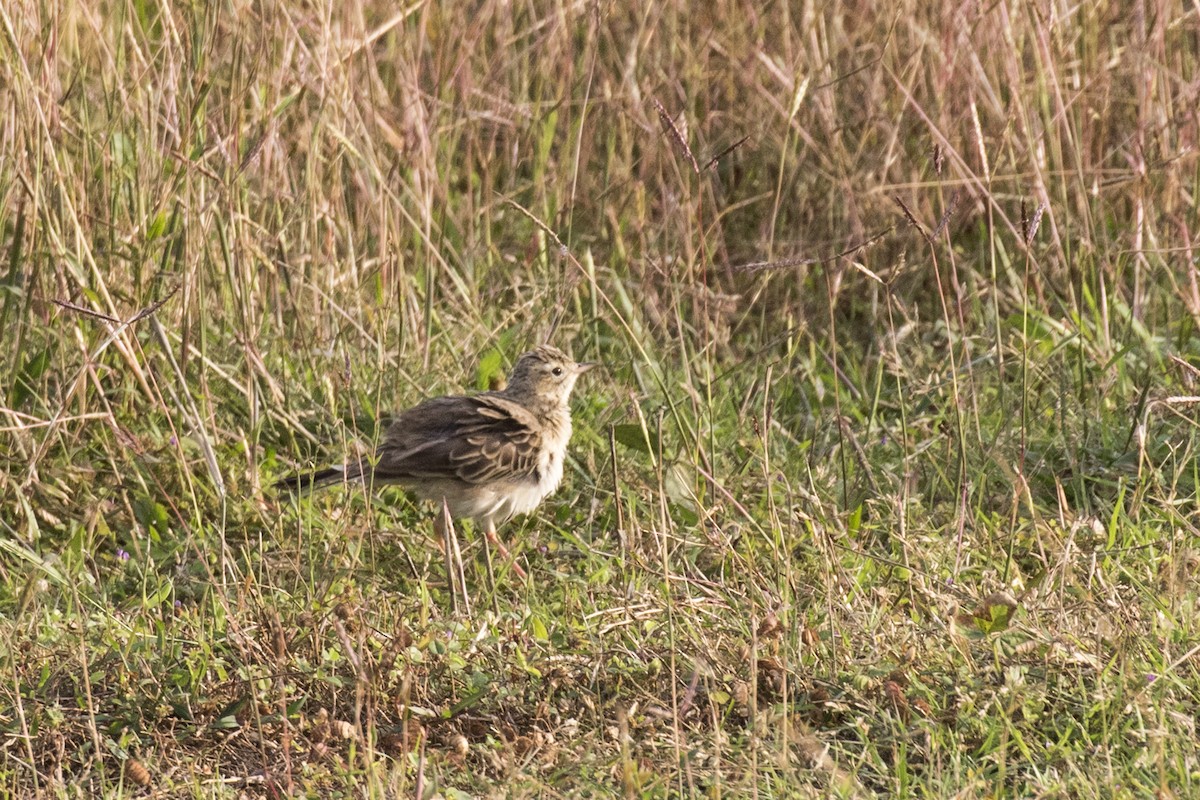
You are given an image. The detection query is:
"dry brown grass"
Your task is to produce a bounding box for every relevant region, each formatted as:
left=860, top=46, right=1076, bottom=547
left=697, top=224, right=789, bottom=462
left=2, top=0, right=1199, bottom=796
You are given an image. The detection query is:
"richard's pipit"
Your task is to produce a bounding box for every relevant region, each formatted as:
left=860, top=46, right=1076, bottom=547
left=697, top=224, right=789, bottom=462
left=276, top=345, right=595, bottom=578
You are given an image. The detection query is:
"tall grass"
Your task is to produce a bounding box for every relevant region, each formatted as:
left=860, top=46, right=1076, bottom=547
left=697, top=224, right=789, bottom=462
left=2, top=0, right=1198, bottom=795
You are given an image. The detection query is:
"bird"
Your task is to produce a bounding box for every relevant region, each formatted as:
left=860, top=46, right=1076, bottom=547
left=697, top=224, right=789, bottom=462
left=275, top=345, right=596, bottom=579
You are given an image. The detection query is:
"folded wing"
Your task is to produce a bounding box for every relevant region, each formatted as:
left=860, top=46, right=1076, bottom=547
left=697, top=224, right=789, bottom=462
left=372, top=394, right=544, bottom=485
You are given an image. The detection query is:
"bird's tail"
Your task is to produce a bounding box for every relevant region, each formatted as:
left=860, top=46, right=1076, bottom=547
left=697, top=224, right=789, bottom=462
left=274, top=461, right=367, bottom=494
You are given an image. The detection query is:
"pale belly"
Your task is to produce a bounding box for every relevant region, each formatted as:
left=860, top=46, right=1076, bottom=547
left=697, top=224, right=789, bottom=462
left=412, top=447, right=565, bottom=525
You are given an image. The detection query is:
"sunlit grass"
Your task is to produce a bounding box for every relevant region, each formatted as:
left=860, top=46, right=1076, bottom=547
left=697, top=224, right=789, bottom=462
left=2, top=0, right=1199, bottom=796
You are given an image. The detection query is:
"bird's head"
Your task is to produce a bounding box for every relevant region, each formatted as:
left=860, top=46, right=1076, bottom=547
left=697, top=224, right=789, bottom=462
left=504, top=345, right=596, bottom=409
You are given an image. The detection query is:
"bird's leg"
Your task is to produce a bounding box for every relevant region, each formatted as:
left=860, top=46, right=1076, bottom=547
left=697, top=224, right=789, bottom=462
left=434, top=506, right=456, bottom=613
left=481, top=528, right=499, bottom=615
left=438, top=500, right=471, bottom=617
left=484, top=519, right=527, bottom=580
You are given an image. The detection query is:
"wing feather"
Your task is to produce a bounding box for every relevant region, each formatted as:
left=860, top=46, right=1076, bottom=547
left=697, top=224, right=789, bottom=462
left=371, top=394, right=543, bottom=485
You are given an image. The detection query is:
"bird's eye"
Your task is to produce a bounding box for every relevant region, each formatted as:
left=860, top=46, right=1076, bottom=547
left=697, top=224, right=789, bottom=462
left=552, top=366, right=564, bottom=377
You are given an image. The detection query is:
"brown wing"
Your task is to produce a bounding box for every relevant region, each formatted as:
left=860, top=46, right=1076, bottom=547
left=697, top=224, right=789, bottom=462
left=370, top=394, right=544, bottom=485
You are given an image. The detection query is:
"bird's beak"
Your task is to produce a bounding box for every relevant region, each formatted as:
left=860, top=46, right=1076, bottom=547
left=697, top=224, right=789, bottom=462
left=576, top=361, right=599, bottom=374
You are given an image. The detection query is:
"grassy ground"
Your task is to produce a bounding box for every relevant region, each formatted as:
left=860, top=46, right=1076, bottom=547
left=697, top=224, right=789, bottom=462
left=2, top=0, right=1200, bottom=796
